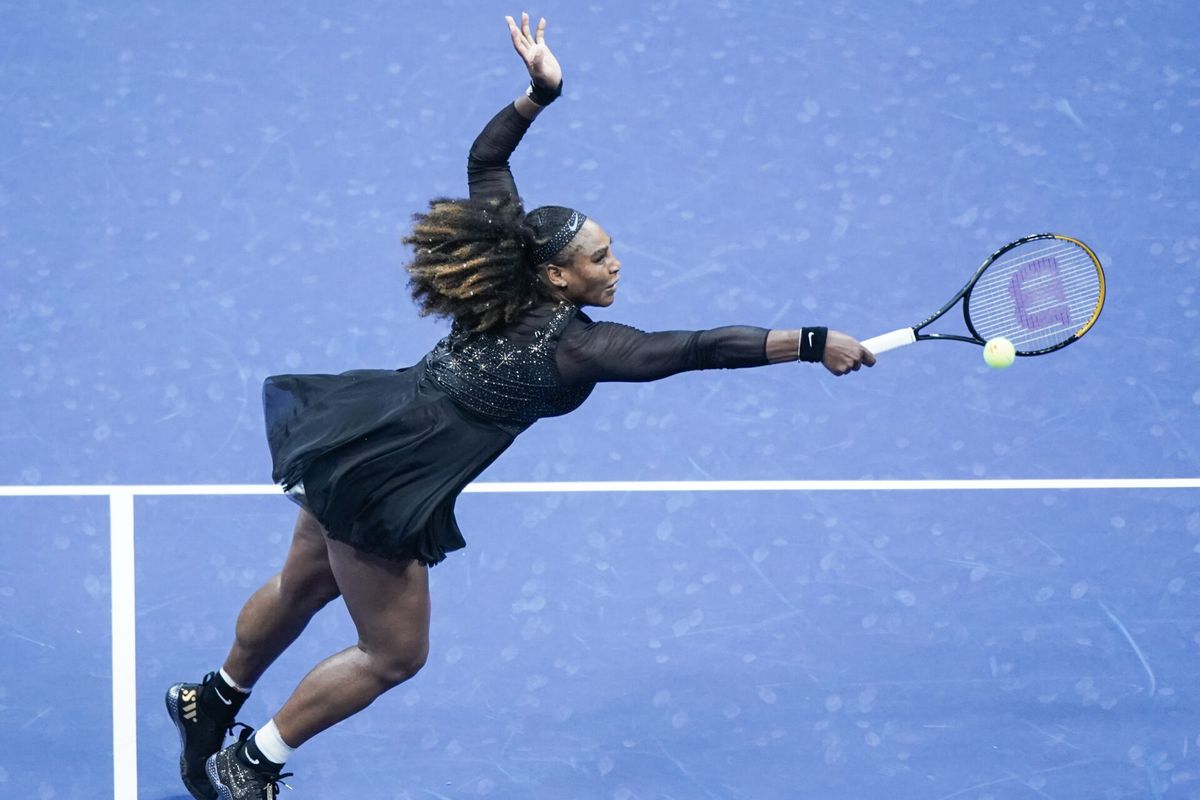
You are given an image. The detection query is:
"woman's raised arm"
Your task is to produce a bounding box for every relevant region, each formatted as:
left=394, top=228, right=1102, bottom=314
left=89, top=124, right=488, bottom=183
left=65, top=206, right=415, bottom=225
left=467, top=12, right=565, bottom=200
left=506, top=12, right=563, bottom=120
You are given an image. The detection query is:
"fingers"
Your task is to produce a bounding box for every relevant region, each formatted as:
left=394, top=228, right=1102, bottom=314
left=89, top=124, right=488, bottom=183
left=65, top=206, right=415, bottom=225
left=507, top=12, right=547, bottom=40
left=824, top=346, right=874, bottom=377
left=838, top=351, right=872, bottom=375
left=505, top=15, right=525, bottom=51
left=507, top=12, right=550, bottom=59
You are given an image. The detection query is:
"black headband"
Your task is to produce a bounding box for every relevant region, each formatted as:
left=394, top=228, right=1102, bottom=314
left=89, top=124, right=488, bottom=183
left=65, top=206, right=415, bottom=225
left=526, top=206, right=588, bottom=266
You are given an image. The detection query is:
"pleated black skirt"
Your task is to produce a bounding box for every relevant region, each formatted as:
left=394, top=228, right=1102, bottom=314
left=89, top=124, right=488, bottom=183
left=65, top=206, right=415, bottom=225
left=262, top=359, right=515, bottom=565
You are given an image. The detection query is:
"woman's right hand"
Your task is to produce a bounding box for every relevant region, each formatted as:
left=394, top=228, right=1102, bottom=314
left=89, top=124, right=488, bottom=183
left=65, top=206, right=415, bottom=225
left=505, top=12, right=562, bottom=90
left=823, top=330, right=877, bottom=376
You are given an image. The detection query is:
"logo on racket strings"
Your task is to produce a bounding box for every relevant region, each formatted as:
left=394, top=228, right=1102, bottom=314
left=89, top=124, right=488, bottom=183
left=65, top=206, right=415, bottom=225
left=1009, top=256, right=1072, bottom=330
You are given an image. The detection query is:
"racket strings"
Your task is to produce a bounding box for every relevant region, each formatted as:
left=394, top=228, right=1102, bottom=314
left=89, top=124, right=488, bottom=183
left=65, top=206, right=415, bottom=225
left=972, top=281, right=1100, bottom=347
left=966, top=239, right=1103, bottom=352
left=970, top=255, right=1097, bottom=314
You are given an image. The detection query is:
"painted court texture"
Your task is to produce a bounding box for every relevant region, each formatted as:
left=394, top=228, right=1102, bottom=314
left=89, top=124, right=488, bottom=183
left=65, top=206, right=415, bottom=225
left=2, top=1, right=1198, bottom=798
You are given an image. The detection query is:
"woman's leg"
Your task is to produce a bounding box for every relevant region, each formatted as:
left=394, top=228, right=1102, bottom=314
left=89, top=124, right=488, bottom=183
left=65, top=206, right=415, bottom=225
left=268, top=537, right=431, bottom=747
left=168, top=508, right=343, bottom=797
left=220, top=508, right=343, bottom=687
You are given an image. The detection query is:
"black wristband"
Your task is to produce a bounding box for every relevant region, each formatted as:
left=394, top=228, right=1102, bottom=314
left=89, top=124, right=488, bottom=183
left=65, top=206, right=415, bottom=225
left=526, top=79, right=563, bottom=107
left=797, top=327, right=828, bottom=363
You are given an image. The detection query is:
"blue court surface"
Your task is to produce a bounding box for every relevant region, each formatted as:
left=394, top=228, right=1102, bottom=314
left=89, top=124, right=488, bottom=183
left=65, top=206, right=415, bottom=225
left=2, top=1, right=1199, bottom=798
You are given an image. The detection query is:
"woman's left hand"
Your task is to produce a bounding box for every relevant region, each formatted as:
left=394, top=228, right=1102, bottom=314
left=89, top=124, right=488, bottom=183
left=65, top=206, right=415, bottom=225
left=505, top=12, right=562, bottom=90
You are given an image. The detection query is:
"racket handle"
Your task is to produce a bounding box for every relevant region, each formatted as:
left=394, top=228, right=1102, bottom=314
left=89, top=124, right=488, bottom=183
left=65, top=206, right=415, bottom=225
left=862, top=328, right=916, bottom=355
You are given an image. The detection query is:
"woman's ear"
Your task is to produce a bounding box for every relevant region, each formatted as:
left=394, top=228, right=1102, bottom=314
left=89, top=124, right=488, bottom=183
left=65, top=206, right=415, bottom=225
left=545, top=264, right=569, bottom=289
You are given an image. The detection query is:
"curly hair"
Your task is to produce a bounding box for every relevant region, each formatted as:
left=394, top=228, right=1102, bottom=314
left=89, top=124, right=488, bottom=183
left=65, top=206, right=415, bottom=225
left=402, top=194, right=556, bottom=334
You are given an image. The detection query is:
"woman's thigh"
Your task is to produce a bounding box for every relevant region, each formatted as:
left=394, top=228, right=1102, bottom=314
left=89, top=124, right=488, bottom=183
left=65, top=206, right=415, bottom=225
left=323, top=536, right=431, bottom=653
left=276, top=508, right=341, bottom=603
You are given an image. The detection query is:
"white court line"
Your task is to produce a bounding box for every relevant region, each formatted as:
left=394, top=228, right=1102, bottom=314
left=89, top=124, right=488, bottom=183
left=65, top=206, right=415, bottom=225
left=6, top=476, right=1198, bottom=800
left=1, top=477, right=1199, bottom=497
left=463, top=478, right=1200, bottom=492
left=109, top=493, right=137, bottom=800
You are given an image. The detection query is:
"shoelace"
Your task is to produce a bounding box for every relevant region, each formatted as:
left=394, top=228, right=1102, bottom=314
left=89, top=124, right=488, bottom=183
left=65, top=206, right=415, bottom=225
left=228, top=721, right=254, bottom=741
left=263, top=772, right=294, bottom=798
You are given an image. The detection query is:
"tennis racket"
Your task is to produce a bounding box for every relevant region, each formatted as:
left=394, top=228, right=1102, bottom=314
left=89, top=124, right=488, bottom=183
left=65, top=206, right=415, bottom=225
left=862, top=233, right=1106, bottom=357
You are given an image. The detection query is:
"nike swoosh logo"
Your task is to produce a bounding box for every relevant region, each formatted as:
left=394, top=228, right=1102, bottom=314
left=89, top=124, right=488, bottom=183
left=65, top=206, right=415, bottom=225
left=807, top=331, right=814, bottom=347
left=246, top=752, right=261, bottom=765
left=567, top=212, right=581, bottom=232
left=213, top=687, right=233, bottom=706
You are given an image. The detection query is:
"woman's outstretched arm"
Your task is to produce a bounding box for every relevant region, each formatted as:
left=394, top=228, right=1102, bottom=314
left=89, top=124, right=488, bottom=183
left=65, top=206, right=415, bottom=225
left=557, top=321, right=875, bottom=383
left=467, top=13, right=565, bottom=200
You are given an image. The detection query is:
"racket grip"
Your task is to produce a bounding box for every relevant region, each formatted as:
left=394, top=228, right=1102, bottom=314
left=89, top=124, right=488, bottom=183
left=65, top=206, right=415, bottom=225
left=862, top=328, right=916, bottom=355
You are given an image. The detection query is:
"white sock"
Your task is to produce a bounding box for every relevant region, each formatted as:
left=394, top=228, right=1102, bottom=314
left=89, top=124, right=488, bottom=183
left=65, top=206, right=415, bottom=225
left=253, top=719, right=296, bottom=766
left=219, top=667, right=252, bottom=694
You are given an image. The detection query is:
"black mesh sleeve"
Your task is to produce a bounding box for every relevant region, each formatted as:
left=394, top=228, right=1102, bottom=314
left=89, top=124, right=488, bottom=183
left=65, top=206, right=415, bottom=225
left=556, top=318, right=771, bottom=384
left=467, top=103, right=534, bottom=200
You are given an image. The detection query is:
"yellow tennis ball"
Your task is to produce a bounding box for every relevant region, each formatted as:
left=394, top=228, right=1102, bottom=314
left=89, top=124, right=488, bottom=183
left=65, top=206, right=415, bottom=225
left=984, top=337, right=1016, bottom=369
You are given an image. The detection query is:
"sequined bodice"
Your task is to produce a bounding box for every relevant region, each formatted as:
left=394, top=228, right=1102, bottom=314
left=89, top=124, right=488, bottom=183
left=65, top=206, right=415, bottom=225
left=425, top=302, right=594, bottom=431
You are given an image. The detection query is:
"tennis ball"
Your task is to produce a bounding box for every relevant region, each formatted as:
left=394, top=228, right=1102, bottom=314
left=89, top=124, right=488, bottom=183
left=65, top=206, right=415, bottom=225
left=983, top=337, right=1016, bottom=369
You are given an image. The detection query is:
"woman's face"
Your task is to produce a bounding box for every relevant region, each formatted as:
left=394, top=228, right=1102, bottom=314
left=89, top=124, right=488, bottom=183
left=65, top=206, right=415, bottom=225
left=546, top=220, right=621, bottom=307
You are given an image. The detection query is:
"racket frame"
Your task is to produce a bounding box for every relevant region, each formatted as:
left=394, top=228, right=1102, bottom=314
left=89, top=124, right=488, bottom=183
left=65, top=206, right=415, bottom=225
left=864, top=233, right=1105, bottom=357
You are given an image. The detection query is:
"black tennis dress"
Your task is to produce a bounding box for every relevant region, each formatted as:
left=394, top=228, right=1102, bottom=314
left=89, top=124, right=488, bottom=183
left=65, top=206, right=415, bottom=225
left=262, top=101, right=774, bottom=565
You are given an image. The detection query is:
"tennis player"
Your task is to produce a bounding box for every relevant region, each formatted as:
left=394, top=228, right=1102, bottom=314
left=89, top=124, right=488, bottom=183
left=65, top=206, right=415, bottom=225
left=167, top=12, right=874, bottom=799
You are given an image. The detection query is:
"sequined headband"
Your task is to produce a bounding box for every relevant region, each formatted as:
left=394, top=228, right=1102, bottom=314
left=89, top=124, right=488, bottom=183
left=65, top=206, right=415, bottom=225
left=529, top=209, right=588, bottom=266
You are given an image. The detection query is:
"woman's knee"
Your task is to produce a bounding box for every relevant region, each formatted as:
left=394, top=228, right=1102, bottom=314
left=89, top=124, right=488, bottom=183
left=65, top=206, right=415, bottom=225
left=364, top=637, right=430, bottom=687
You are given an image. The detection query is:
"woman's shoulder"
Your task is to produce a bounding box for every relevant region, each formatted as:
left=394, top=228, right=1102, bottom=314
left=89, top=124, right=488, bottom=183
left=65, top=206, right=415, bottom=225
left=500, top=300, right=584, bottom=339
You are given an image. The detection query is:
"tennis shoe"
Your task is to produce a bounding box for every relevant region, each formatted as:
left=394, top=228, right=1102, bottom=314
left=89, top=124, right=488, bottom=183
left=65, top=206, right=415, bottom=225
left=206, top=732, right=293, bottom=800
left=166, top=673, right=247, bottom=800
